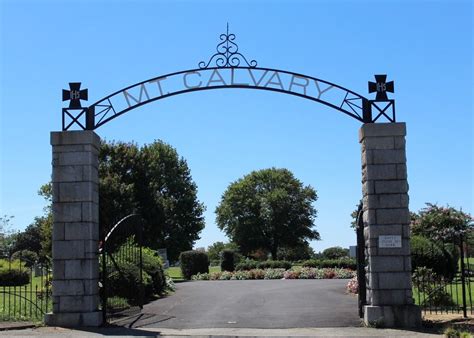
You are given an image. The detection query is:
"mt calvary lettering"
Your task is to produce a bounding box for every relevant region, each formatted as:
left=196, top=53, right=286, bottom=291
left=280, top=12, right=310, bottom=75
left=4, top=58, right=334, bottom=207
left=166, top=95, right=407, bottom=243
left=121, top=68, right=334, bottom=108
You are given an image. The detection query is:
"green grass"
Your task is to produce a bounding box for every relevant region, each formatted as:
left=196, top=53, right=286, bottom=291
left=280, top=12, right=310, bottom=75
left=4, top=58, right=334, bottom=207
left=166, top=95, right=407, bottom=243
left=166, top=266, right=221, bottom=280
left=413, top=279, right=474, bottom=309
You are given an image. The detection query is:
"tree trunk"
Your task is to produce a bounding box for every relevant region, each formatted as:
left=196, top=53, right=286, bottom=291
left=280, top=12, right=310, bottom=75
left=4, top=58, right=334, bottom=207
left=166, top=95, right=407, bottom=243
left=271, top=247, right=278, bottom=260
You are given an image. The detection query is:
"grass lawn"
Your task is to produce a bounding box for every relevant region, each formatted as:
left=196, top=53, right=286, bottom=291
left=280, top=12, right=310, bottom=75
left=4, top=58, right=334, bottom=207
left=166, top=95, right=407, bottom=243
left=0, top=274, right=51, bottom=321
left=166, top=266, right=221, bottom=280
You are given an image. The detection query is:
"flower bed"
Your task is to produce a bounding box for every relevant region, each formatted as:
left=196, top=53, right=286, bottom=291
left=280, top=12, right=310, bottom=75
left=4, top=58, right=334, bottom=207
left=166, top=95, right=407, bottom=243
left=346, top=276, right=358, bottom=294
left=192, top=267, right=355, bottom=281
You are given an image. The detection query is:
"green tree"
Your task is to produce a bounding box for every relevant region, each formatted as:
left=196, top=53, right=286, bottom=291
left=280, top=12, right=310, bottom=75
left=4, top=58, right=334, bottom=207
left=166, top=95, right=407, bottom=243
left=215, top=168, right=320, bottom=260
left=411, top=203, right=473, bottom=242
left=321, top=246, right=349, bottom=259
left=99, top=140, right=205, bottom=262
left=0, top=215, right=17, bottom=257
left=207, top=241, right=239, bottom=263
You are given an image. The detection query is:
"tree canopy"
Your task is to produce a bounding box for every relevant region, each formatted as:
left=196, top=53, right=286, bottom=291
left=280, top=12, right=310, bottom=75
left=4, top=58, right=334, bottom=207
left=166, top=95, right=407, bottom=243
left=215, top=168, right=319, bottom=260
left=99, top=140, right=205, bottom=261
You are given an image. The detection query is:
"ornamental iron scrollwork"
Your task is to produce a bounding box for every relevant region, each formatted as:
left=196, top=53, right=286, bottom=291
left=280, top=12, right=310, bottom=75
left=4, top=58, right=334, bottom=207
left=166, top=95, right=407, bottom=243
left=198, top=24, right=257, bottom=69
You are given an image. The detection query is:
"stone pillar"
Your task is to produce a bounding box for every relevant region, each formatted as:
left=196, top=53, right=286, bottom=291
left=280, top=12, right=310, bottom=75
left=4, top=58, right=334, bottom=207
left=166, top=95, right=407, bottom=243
left=359, top=123, right=421, bottom=328
left=45, top=131, right=102, bottom=327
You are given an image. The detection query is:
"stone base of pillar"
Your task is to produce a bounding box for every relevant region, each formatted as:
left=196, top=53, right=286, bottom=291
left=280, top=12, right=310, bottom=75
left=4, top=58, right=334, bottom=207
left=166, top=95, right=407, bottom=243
left=44, top=311, right=102, bottom=327
left=364, top=305, right=421, bottom=328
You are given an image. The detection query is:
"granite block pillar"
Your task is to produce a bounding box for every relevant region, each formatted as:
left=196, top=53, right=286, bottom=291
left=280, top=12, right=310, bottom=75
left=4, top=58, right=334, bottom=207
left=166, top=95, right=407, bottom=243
left=359, top=123, right=421, bottom=328
left=45, top=131, right=102, bottom=327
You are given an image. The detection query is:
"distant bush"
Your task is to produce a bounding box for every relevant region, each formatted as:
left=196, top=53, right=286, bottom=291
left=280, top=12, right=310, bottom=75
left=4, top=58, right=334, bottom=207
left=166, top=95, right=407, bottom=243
left=322, top=246, right=349, bottom=259
left=0, top=269, right=30, bottom=286
left=302, top=258, right=356, bottom=270
left=179, top=250, right=209, bottom=280
left=235, top=260, right=292, bottom=271
left=220, top=250, right=235, bottom=272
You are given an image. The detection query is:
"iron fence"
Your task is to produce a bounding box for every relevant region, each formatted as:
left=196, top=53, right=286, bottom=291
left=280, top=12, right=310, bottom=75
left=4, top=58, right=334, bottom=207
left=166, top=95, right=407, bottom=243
left=0, top=255, right=51, bottom=321
left=412, top=234, right=473, bottom=316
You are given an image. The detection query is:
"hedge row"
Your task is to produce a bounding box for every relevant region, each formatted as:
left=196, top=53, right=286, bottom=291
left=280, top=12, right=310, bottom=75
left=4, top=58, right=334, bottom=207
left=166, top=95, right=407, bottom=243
left=301, top=257, right=356, bottom=270
left=235, top=260, right=292, bottom=271
left=192, top=267, right=355, bottom=280
left=0, top=270, right=29, bottom=286
left=180, top=250, right=209, bottom=279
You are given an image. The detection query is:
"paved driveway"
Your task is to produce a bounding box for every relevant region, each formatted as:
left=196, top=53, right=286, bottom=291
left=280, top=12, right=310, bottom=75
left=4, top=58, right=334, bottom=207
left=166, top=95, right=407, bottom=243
left=137, top=279, right=361, bottom=329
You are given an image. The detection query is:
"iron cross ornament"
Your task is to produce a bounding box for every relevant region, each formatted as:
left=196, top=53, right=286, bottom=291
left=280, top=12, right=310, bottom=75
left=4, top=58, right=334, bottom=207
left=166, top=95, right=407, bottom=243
left=62, top=82, right=88, bottom=109
left=368, top=75, right=394, bottom=101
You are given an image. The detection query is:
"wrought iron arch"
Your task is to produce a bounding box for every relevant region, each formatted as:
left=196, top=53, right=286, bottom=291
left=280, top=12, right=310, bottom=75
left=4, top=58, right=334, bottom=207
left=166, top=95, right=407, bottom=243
left=62, top=26, right=396, bottom=131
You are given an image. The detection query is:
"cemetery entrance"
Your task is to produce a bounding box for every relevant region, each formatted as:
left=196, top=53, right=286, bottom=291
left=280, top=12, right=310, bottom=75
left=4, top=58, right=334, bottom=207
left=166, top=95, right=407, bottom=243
left=46, top=27, right=421, bottom=328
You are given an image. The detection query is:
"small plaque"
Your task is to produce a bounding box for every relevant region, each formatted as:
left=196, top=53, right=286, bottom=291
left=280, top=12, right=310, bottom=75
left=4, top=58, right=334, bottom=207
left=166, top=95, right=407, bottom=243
left=378, top=235, right=402, bottom=248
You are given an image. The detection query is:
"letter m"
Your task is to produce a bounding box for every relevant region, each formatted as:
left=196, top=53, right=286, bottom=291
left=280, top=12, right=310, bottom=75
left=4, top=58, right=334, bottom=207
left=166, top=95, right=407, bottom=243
left=123, top=84, right=150, bottom=107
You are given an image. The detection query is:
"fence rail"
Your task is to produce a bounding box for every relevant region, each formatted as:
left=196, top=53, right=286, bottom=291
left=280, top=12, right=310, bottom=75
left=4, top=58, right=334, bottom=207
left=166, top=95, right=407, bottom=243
left=0, top=255, right=51, bottom=321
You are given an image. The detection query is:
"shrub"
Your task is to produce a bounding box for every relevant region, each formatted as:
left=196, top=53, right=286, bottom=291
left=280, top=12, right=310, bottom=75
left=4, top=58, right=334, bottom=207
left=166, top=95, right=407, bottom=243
left=346, top=276, right=358, bottom=294
left=302, top=258, right=356, bottom=270
left=220, top=249, right=235, bottom=272
left=411, top=235, right=457, bottom=279
left=141, top=247, right=166, bottom=295
left=235, top=260, right=259, bottom=271
left=264, top=268, right=285, bottom=279
left=11, top=250, right=38, bottom=268
left=107, top=260, right=153, bottom=304
left=322, top=246, right=349, bottom=259
left=0, top=269, right=29, bottom=286
left=179, top=250, right=209, bottom=280
left=236, top=260, right=292, bottom=271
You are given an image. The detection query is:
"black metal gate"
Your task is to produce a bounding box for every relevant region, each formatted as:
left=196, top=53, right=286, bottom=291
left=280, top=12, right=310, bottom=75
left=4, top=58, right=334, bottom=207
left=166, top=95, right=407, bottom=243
left=100, top=214, right=144, bottom=323
left=356, top=202, right=367, bottom=318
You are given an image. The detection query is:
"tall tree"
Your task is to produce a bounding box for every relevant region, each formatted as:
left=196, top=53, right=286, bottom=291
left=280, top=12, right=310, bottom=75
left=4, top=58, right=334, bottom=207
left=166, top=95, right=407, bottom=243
left=215, top=168, right=320, bottom=260
left=99, top=140, right=206, bottom=261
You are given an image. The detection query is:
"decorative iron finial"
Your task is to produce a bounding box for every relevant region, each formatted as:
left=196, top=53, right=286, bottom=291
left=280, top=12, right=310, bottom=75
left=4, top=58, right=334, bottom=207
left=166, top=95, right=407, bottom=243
left=199, top=23, right=257, bottom=69
left=368, top=75, right=394, bottom=101
left=62, top=82, right=88, bottom=108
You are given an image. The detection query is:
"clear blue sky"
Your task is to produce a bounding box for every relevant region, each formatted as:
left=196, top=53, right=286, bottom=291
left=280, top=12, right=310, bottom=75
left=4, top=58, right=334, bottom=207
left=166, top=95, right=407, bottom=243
left=0, top=0, right=472, bottom=253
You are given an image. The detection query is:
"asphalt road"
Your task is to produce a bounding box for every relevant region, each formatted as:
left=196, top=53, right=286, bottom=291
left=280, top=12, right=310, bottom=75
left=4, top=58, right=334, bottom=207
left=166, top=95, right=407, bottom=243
left=137, top=279, right=361, bottom=329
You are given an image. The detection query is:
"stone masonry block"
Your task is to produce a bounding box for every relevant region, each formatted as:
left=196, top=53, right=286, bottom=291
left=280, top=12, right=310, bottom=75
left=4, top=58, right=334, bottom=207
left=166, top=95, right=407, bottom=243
left=365, top=194, right=407, bottom=209
left=365, top=224, right=403, bottom=239
left=363, top=209, right=376, bottom=224
left=53, top=223, right=65, bottom=241
left=82, top=165, right=99, bottom=183
left=394, top=136, right=406, bottom=149
left=64, top=222, right=99, bottom=241
left=52, top=240, right=85, bottom=260
left=64, top=259, right=99, bottom=280
left=52, top=145, right=85, bottom=153
left=370, top=149, right=406, bottom=165
left=53, top=202, right=82, bottom=223
left=362, top=181, right=375, bottom=196
left=363, top=164, right=397, bottom=180
left=397, top=164, right=407, bottom=179
left=52, top=165, right=83, bottom=183
left=362, top=136, right=395, bottom=150
left=81, top=202, right=99, bottom=222
left=371, top=289, right=407, bottom=306
left=59, top=182, right=98, bottom=203
left=378, top=272, right=412, bottom=289
left=58, top=295, right=98, bottom=313
left=370, top=256, right=405, bottom=272
left=84, top=240, right=99, bottom=255
left=359, top=123, right=406, bottom=142
left=53, top=260, right=65, bottom=280
left=374, top=180, right=408, bottom=194
left=56, top=151, right=99, bottom=167
left=52, top=280, right=85, bottom=296
left=404, top=256, right=412, bottom=272
left=376, top=209, right=410, bottom=225
left=51, top=131, right=100, bottom=147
